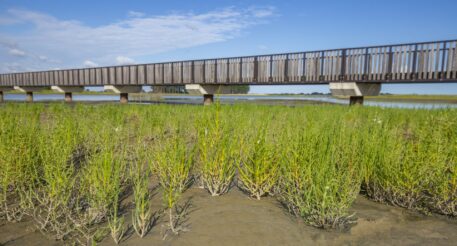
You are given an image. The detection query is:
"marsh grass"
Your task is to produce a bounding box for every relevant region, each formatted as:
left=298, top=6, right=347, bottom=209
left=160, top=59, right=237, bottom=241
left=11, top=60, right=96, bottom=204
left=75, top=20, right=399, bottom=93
left=0, top=109, right=41, bottom=222
left=0, top=103, right=456, bottom=243
left=27, top=114, right=86, bottom=240
left=108, top=176, right=126, bottom=245
left=197, top=103, right=237, bottom=196
left=277, top=117, right=362, bottom=229
left=153, top=135, right=194, bottom=237
left=238, top=127, right=279, bottom=200
left=361, top=109, right=457, bottom=215
left=130, top=148, right=155, bottom=238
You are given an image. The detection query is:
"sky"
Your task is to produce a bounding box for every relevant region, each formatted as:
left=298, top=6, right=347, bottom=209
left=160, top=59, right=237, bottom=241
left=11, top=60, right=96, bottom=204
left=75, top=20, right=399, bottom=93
left=0, top=0, right=457, bottom=94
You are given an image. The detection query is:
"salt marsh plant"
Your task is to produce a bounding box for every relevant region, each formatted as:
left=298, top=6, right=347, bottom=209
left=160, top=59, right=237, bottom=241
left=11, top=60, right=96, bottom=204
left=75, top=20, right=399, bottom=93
left=153, top=136, right=194, bottom=235
left=1, top=102, right=457, bottom=244
left=0, top=108, right=40, bottom=222
left=130, top=152, right=154, bottom=238
left=238, top=128, right=279, bottom=200
left=82, top=142, right=127, bottom=224
left=361, top=109, right=457, bottom=215
left=28, top=115, right=85, bottom=239
left=361, top=122, right=430, bottom=210
left=197, top=104, right=237, bottom=196
left=277, top=118, right=362, bottom=229
left=411, top=112, right=457, bottom=216
left=108, top=173, right=126, bottom=245
left=428, top=162, right=457, bottom=216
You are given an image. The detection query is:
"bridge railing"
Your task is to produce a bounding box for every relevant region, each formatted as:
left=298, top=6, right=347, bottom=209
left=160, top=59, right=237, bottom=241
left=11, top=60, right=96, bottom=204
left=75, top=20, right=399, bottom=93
left=1, top=39, right=456, bottom=86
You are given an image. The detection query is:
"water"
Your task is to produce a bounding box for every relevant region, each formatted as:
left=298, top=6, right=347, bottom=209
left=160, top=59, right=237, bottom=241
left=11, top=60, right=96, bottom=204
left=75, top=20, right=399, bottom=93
left=4, top=94, right=119, bottom=102
left=3, top=93, right=457, bottom=109
left=161, top=95, right=457, bottom=109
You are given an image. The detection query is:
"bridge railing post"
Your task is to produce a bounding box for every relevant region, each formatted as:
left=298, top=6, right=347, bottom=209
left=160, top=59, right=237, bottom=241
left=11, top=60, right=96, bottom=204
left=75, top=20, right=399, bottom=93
left=320, top=51, right=325, bottom=81
left=226, top=59, right=230, bottom=83
left=253, top=57, right=258, bottom=82
left=440, top=42, right=447, bottom=79
left=301, top=52, right=306, bottom=81
left=340, top=49, right=347, bottom=81
left=411, top=44, right=418, bottom=80
left=284, top=55, right=289, bottom=82
left=363, top=48, right=370, bottom=80
left=239, top=58, right=243, bottom=83
left=387, top=46, right=393, bottom=81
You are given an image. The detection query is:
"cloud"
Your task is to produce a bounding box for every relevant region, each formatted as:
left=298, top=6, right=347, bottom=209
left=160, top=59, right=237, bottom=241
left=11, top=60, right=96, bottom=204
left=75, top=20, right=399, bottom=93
left=128, top=11, right=145, bottom=18
left=0, top=6, right=275, bottom=73
left=250, top=6, right=276, bottom=18
left=115, top=56, right=135, bottom=65
left=257, top=44, right=268, bottom=50
left=83, top=60, right=98, bottom=67
left=9, top=48, right=26, bottom=57
left=1, top=62, right=22, bottom=72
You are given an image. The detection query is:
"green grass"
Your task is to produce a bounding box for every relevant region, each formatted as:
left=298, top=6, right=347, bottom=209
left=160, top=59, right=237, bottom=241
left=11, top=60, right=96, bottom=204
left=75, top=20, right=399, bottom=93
left=0, top=102, right=456, bottom=243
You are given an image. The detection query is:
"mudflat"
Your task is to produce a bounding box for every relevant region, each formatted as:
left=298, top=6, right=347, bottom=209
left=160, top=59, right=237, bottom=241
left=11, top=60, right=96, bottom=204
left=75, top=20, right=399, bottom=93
left=1, top=187, right=456, bottom=246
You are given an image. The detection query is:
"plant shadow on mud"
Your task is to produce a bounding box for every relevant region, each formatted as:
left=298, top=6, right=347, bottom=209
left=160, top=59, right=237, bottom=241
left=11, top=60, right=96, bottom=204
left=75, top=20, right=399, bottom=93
left=119, top=184, right=161, bottom=243
left=161, top=196, right=195, bottom=240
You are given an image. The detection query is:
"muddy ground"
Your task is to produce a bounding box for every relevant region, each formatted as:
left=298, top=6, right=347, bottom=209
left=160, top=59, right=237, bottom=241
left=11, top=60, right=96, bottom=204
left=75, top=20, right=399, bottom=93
left=1, top=188, right=456, bottom=246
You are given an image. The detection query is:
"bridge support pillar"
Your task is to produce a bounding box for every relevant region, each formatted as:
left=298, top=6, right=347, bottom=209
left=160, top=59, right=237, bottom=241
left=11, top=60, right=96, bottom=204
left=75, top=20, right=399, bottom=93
left=14, top=86, right=51, bottom=103
left=104, top=85, right=142, bottom=104
left=329, top=82, right=381, bottom=106
left=349, top=96, right=364, bottom=105
left=120, top=93, right=128, bottom=104
left=185, top=84, right=231, bottom=105
left=203, top=94, right=214, bottom=105
left=26, top=92, right=33, bottom=103
left=65, top=93, right=73, bottom=103
left=0, top=87, right=14, bottom=102
left=51, top=86, right=84, bottom=103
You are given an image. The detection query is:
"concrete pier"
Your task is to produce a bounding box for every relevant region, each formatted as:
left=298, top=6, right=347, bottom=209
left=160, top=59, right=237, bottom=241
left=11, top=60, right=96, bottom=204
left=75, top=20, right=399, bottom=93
left=185, top=84, right=231, bottom=105
left=26, top=92, right=33, bottom=102
left=51, top=86, right=84, bottom=103
left=104, top=85, right=142, bottom=103
left=0, top=87, right=13, bottom=102
left=329, top=82, right=381, bottom=106
left=14, top=86, right=50, bottom=103
left=349, top=96, right=364, bottom=105
left=64, top=92, right=72, bottom=103
left=203, top=94, right=214, bottom=105
left=120, top=93, right=128, bottom=104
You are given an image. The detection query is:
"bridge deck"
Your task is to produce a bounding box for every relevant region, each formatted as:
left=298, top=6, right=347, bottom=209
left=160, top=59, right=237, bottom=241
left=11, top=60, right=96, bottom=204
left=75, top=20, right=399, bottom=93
left=1, top=40, right=457, bottom=87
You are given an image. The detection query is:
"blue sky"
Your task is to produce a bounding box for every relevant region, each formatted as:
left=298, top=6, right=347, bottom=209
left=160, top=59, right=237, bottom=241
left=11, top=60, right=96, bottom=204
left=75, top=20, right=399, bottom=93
left=1, top=0, right=457, bottom=94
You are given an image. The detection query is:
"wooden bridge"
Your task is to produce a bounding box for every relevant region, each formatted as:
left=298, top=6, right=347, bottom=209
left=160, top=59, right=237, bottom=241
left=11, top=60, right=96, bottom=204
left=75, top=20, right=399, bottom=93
left=1, top=39, right=456, bottom=104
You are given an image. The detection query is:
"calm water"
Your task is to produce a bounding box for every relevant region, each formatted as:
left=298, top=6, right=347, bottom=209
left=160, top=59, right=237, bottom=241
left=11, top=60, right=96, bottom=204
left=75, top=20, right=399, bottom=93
left=3, top=94, right=457, bottom=109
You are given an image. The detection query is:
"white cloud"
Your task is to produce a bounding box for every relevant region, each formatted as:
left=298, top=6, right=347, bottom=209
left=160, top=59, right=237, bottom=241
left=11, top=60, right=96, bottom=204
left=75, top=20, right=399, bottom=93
left=1, top=62, right=21, bottom=72
left=0, top=6, right=275, bottom=73
left=257, top=44, right=268, bottom=50
left=115, top=56, right=135, bottom=65
left=128, top=11, right=145, bottom=18
left=83, top=60, right=98, bottom=67
left=9, top=48, right=26, bottom=57
left=250, top=6, right=276, bottom=18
